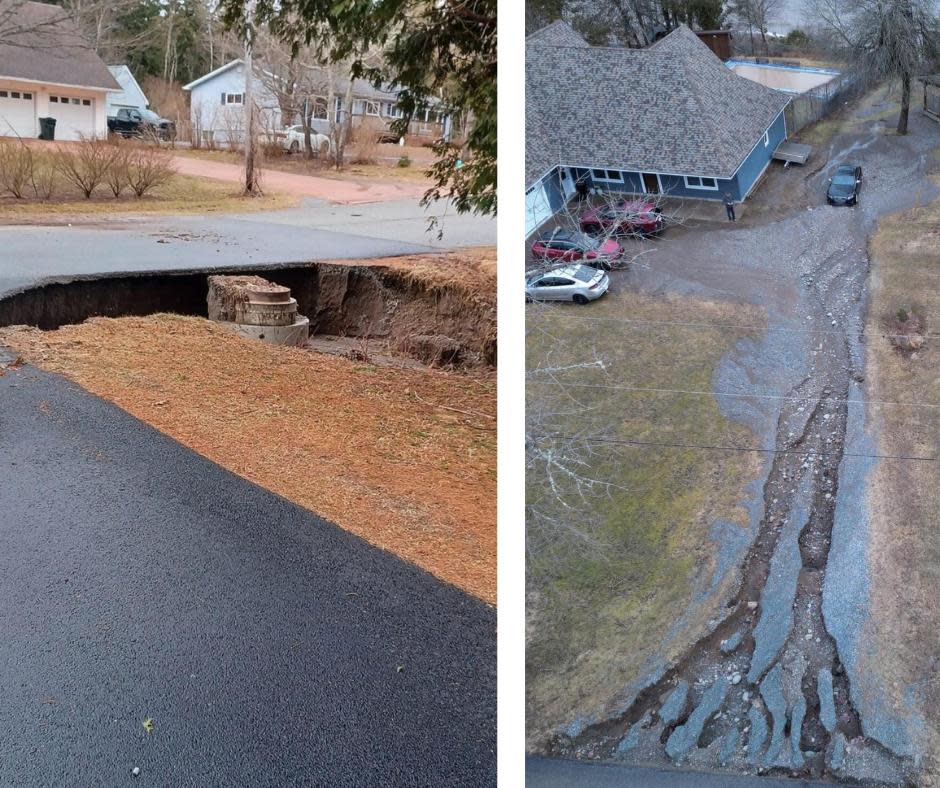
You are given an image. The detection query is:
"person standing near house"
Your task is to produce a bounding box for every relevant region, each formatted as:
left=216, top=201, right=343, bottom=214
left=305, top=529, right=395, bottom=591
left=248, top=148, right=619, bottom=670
left=724, top=192, right=736, bottom=222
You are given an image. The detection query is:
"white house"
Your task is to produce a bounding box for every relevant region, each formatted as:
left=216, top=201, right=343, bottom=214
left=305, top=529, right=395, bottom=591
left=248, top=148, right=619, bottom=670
left=106, top=65, right=149, bottom=115
left=183, top=58, right=449, bottom=148
left=0, top=1, right=120, bottom=140
left=182, top=59, right=283, bottom=147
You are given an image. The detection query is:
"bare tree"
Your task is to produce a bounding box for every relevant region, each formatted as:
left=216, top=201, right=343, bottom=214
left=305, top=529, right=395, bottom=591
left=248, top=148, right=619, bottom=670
left=810, top=0, right=939, bottom=133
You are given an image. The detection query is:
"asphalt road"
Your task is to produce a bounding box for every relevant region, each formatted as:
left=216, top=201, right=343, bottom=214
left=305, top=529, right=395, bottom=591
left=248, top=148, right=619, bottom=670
left=0, top=352, right=495, bottom=785
left=0, top=197, right=496, bottom=298
left=526, top=757, right=828, bottom=787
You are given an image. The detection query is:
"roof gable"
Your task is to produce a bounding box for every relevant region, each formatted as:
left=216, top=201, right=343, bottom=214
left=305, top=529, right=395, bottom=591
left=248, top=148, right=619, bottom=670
left=0, top=2, right=119, bottom=91
left=526, top=24, right=790, bottom=184
left=107, top=65, right=149, bottom=107
left=526, top=20, right=589, bottom=48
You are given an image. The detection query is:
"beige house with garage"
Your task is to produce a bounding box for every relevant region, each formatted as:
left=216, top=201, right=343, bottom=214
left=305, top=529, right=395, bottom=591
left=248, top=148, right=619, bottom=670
left=0, top=1, right=119, bottom=141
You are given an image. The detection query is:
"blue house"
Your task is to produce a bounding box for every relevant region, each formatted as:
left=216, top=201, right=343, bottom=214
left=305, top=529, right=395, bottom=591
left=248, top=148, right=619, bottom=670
left=525, top=22, right=792, bottom=235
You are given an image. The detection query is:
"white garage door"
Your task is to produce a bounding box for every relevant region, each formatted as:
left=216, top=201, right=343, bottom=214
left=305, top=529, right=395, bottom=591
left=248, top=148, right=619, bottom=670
left=0, top=88, right=37, bottom=138
left=49, top=94, right=96, bottom=141
left=526, top=183, right=553, bottom=236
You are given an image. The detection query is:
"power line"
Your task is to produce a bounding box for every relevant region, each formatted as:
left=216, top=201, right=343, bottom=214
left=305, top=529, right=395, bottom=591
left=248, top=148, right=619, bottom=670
left=529, top=379, right=940, bottom=411
left=526, top=311, right=940, bottom=342
left=532, top=433, right=937, bottom=463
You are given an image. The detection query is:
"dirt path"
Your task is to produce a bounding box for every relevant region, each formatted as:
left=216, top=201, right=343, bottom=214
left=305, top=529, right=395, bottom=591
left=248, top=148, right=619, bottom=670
left=169, top=154, right=429, bottom=203
left=544, top=98, right=940, bottom=782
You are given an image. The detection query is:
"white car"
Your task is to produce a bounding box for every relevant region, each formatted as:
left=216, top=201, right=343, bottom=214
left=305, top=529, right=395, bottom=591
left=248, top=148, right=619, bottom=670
left=525, top=264, right=610, bottom=304
left=281, top=125, right=331, bottom=156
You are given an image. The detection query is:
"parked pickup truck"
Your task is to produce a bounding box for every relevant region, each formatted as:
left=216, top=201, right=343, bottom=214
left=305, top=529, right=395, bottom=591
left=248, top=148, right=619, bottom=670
left=107, top=108, right=175, bottom=140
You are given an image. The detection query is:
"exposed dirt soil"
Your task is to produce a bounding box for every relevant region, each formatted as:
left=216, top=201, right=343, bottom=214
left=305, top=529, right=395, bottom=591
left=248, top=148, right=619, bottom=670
left=285, top=249, right=497, bottom=368
left=0, top=313, right=496, bottom=604
left=169, top=144, right=433, bottom=202
left=181, top=141, right=436, bottom=180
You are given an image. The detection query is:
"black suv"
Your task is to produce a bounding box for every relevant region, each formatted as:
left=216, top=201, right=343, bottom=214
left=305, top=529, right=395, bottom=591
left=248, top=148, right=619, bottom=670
left=827, top=164, right=862, bottom=206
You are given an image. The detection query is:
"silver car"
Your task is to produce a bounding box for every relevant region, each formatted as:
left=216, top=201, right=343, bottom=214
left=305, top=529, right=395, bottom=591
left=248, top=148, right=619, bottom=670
left=525, top=264, right=610, bottom=304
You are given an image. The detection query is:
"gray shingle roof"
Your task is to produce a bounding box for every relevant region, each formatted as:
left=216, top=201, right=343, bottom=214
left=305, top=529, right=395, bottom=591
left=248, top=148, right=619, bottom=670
left=526, top=24, right=790, bottom=185
left=526, top=19, right=589, bottom=48
left=0, top=2, right=119, bottom=91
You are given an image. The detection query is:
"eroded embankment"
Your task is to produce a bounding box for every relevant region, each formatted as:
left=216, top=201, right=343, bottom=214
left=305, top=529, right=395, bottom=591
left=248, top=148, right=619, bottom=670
left=548, top=235, right=916, bottom=781
left=0, top=254, right=496, bottom=368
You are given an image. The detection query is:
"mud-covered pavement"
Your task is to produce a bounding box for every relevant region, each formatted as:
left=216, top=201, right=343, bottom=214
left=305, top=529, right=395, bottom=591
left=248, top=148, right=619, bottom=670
left=545, top=102, right=940, bottom=783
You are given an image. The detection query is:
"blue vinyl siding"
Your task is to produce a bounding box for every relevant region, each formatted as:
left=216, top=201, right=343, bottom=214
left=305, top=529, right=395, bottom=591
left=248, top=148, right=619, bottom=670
left=529, top=108, right=789, bottom=222
left=731, top=110, right=787, bottom=200
left=543, top=168, right=567, bottom=212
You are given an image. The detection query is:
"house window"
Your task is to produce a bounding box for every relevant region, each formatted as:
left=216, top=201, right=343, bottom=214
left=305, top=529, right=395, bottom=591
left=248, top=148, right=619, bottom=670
left=11, top=92, right=19, bottom=99
left=591, top=169, right=624, bottom=183
left=309, top=97, right=329, bottom=120
left=364, top=100, right=379, bottom=116
left=222, top=92, right=244, bottom=105
left=0, top=91, right=8, bottom=98
left=71, top=98, right=80, bottom=105
left=764, top=130, right=770, bottom=147
left=684, top=175, right=719, bottom=190
left=49, top=95, right=57, bottom=102
left=23, top=92, right=32, bottom=100
left=82, top=99, right=90, bottom=106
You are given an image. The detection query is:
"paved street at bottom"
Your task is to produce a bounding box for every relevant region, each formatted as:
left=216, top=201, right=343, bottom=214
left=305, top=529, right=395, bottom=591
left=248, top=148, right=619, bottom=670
left=0, top=357, right=495, bottom=785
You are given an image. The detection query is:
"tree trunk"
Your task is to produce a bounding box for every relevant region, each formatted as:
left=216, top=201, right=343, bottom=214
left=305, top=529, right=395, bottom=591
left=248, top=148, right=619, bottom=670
left=243, top=2, right=260, bottom=196
left=897, top=73, right=911, bottom=135
left=339, top=75, right=355, bottom=169
left=302, top=96, right=313, bottom=160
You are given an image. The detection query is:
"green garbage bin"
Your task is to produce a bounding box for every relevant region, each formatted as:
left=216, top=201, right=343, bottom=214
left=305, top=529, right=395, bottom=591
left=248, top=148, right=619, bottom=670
left=38, top=117, right=56, bottom=141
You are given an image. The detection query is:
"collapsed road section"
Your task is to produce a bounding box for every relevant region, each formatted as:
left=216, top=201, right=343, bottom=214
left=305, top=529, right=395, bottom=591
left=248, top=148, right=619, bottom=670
left=0, top=252, right=496, bottom=369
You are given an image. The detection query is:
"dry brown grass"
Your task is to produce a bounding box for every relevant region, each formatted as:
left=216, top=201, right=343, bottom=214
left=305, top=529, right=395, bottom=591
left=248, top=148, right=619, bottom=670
left=0, top=314, right=496, bottom=604
left=525, top=287, right=763, bottom=748
left=0, top=172, right=293, bottom=221
left=864, top=178, right=940, bottom=764
left=332, top=247, right=496, bottom=296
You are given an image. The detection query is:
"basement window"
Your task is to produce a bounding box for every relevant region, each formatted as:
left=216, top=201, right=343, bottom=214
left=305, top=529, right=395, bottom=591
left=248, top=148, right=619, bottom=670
left=684, top=175, right=719, bottom=190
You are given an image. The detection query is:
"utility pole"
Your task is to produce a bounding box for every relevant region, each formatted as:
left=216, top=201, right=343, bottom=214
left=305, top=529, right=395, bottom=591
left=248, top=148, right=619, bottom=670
left=243, top=0, right=260, bottom=195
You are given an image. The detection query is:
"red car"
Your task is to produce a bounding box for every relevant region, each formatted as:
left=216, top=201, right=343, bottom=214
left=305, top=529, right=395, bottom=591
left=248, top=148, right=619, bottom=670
left=530, top=230, right=623, bottom=269
left=580, top=200, right=665, bottom=237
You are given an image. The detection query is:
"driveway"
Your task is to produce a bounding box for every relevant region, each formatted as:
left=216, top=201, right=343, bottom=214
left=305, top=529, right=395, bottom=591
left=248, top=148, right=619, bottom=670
left=170, top=154, right=429, bottom=203
left=0, top=197, right=495, bottom=299
left=0, top=350, right=495, bottom=785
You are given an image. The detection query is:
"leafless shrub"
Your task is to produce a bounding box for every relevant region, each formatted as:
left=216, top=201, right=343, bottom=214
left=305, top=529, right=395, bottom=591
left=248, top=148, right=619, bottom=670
left=126, top=144, right=176, bottom=197
left=351, top=128, right=380, bottom=165
left=52, top=136, right=115, bottom=199
left=191, top=102, right=204, bottom=150
left=104, top=140, right=132, bottom=197
left=30, top=155, right=56, bottom=200
left=0, top=138, right=34, bottom=199
left=219, top=106, right=244, bottom=151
